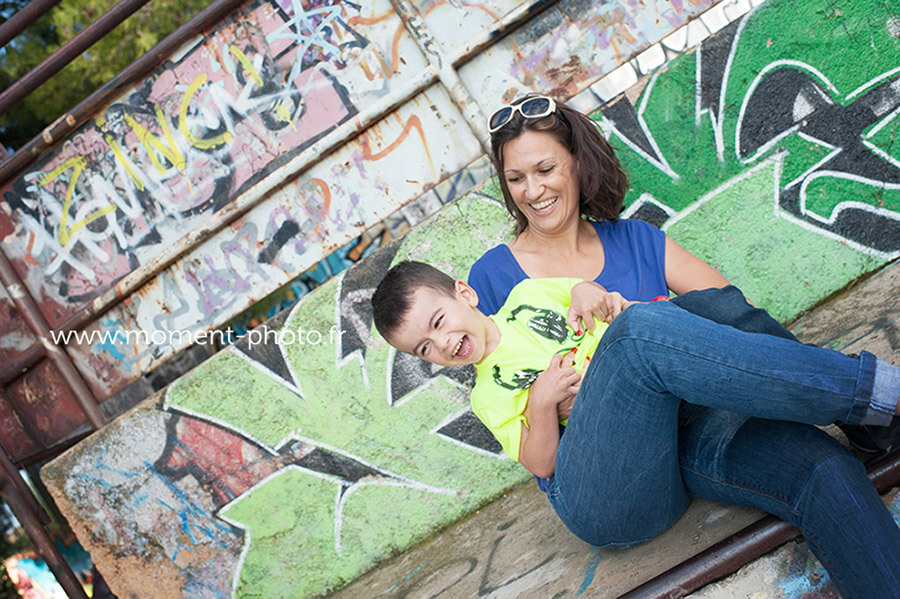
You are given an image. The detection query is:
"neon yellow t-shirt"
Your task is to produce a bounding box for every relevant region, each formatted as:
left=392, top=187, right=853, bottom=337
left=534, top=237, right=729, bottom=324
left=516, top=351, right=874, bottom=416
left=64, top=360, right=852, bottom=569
left=471, top=278, right=609, bottom=461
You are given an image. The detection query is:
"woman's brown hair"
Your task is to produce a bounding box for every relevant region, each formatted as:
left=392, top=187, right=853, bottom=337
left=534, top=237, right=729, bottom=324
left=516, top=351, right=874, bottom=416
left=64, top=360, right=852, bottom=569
left=489, top=95, right=629, bottom=234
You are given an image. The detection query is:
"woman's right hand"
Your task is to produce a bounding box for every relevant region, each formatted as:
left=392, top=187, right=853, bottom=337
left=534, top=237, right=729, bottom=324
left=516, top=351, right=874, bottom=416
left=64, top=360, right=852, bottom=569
left=567, top=281, right=634, bottom=333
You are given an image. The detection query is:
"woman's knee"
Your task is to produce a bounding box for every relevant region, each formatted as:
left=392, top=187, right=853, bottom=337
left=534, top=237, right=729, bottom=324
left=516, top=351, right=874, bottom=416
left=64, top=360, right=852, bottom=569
left=604, top=302, right=656, bottom=337
left=591, top=302, right=674, bottom=378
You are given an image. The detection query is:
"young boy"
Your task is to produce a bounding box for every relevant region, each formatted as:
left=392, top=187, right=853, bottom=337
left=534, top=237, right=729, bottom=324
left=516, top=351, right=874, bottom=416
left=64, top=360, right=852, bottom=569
left=371, top=260, right=625, bottom=478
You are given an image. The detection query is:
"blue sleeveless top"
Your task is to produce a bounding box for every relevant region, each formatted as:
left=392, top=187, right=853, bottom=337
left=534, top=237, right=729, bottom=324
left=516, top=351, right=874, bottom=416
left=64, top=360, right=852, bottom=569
left=468, top=219, right=668, bottom=316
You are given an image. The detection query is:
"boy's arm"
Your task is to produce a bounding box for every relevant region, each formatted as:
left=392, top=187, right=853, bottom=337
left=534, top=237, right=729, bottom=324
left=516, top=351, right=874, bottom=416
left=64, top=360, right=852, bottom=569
left=518, top=351, right=580, bottom=478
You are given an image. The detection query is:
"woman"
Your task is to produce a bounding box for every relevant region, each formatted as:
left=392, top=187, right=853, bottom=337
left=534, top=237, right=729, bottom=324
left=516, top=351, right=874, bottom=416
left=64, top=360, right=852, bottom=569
left=467, top=95, right=900, bottom=598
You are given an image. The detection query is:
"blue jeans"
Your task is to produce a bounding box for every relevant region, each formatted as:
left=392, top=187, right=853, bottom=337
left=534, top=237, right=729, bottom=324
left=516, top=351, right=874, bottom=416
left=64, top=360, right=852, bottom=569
left=546, top=287, right=900, bottom=599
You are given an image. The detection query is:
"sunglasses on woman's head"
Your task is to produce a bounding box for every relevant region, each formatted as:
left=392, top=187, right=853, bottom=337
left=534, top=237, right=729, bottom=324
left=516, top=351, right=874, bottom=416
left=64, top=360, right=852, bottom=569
left=487, top=96, right=557, bottom=133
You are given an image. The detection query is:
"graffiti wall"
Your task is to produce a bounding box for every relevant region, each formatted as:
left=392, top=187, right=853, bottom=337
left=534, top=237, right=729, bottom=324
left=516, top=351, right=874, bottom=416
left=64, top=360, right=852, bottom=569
left=31, top=0, right=900, bottom=597
left=579, top=0, right=900, bottom=320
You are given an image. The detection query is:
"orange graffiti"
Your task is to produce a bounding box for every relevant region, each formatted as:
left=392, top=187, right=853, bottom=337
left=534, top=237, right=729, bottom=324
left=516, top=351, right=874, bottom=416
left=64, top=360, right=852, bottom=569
left=347, top=7, right=400, bottom=72
left=347, top=9, right=394, bottom=26
left=24, top=233, right=38, bottom=265
left=360, top=115, right=434, bottom=170
left=424, top=1, right=500, bottom=22
left=391, top=27, right=403, bottom=74
left=359, top=50, right=394, bottom=81
left=310, top=178, right=332, bottom=213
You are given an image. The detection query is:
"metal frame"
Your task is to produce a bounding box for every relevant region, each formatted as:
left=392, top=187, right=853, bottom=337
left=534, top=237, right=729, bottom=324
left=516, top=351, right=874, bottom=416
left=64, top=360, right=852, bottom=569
left=0, top=0, right=154, bottom=116
left=0, top=0, right=62, bottom=48
left=0, top=447, right=88, bottom=599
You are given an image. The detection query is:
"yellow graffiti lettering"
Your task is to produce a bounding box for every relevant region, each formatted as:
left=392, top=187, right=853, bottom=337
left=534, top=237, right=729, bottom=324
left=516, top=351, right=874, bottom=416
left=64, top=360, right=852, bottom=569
left=123, top=104, right=186, bottom=175
left=105, top=135, right=145, bottom=191
left=229, top=45, right=264, bottom=88
left=42, top=156, right=117, bottom=246
left=180, top=73, right=233, bottom=150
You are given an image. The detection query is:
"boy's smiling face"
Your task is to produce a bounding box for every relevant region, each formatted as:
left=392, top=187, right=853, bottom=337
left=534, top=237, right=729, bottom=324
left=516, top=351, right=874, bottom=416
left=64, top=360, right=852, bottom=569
left=386, top=280, right=498, bottom=367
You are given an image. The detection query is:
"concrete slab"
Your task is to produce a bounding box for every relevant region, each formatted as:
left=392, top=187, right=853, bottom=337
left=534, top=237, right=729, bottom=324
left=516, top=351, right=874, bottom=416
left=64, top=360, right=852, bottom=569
left=788, top=262, right=900, bottom=367
left=331, top=482, right=762, bottom=599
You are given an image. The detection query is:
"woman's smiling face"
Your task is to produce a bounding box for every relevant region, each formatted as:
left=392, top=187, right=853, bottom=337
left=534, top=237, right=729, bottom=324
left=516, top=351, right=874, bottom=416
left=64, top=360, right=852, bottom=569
left=501, top=129, right=580, bottom=236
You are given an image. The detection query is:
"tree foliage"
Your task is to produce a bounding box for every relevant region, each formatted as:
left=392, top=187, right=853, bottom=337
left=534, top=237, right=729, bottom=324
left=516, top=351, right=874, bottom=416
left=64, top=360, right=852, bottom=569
left=0, top=0, right=211, bottom=150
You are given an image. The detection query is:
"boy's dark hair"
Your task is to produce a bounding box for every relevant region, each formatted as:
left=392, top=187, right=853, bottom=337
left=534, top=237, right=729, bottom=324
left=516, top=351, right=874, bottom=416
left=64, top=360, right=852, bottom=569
left=372, top=260, right=457, bottom=342
left=489, top=94, right=628, bottom=234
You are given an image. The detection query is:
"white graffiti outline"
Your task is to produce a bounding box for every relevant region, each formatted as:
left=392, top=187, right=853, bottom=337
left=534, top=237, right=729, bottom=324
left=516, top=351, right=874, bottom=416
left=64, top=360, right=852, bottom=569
left=782, top=131, right=841, bottom=191
left=620, top=192, right=677, bottom=220
left=866, top=101, right=900, bottom=140
left=798, top=171, right=900, bottom=226
left=430, top=408, right=506, bottom=459
left=217, top=456, right=457, bottom=597
left=383, top=345, right=471, bottom=410
left=662, top=154, right=781, bottom=232
left=163, top=382, right=282, bottom=457
left=232, top=343, right=306, bottom=399
left=601, top=70, right=679, bottom=179
left=771, top=154, right=899, bottom=260
left=332, top=272, right=371, bottom=389
left=695, top=6, right=759, bottom=161
left=737, top=64, right=900, bottom=245
left=267, top=0, right=343, bottom=87
left=846, top=65, right=900, bottom=100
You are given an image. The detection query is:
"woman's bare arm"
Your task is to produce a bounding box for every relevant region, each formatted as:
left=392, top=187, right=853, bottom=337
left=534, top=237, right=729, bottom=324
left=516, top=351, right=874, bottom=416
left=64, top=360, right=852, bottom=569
left=664, top=237, right=730, bottom=295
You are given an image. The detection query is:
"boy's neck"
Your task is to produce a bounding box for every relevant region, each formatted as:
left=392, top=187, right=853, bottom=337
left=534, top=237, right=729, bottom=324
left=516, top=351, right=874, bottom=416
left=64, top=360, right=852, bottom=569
left=478, top=312, right=502, bottom=364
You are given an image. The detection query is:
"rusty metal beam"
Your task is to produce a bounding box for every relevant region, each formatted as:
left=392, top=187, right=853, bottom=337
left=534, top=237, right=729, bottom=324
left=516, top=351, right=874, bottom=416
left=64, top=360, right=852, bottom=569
left=0, top=444, right=45, bottom=525
left=0, top=0, right=248, bottom=187
left=389, top=0, right=490, bottom=153
left=0, top=0, right=63, bottom=49
left=389, top=0, right=560, bottom=153
left=618, top=449, right=900, bottom=599
left=0, top=252, right=106, bottom=429
left=0, top=447, right=89, bottom=599
left=0, top=0, right=154, bottom=117
left=15, top=430, right=92, bottom=470
left=447, top=0, right=558, bottom=69
left=0, top=342, right=44, bottom=386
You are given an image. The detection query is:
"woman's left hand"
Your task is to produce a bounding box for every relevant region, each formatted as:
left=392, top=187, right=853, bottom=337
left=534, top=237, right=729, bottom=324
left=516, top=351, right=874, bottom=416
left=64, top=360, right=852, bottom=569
left=567, top=281, right=634, bottom=333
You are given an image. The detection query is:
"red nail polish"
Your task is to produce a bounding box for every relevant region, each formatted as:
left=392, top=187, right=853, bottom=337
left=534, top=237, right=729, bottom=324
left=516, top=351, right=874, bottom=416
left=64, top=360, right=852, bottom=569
left=577, top=329, right=582, bottom=336
left=571, top=347, right=577, bottom=354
